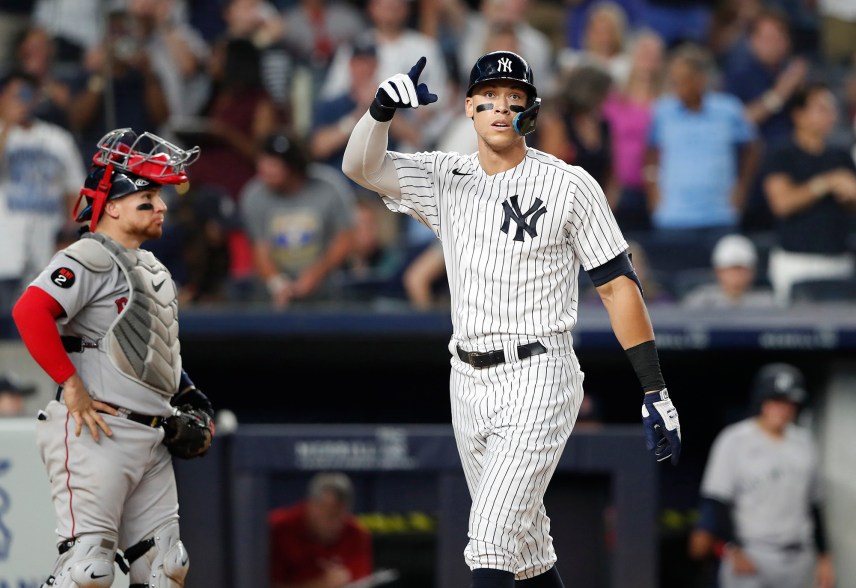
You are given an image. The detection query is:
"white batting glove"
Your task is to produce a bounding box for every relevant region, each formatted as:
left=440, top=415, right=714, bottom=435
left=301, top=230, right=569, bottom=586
left=641, top=388, right=681, bottom=465
left=370, top=57, right=438, bottom=121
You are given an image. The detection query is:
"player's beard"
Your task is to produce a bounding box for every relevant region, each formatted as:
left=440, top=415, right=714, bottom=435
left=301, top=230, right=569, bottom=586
left=139, top=220, right=164, bottom=241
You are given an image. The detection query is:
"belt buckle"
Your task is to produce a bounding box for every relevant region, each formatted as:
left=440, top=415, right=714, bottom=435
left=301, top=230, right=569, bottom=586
left=149, top=416, right=161, bottom=428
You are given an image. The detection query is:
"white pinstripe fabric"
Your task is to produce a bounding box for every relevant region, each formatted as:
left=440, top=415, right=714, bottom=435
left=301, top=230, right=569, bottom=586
left=380, top=145, right=625, bottom=577
left=450, top=349, right=583, bottom=576
left=383, top=148, right=627, bottom=352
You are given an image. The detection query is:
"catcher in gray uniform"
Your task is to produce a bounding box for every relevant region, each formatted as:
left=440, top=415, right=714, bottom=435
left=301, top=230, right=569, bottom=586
left=698, top=363, right=835, bottom=588
left=12, top=128, right=214, bottom=587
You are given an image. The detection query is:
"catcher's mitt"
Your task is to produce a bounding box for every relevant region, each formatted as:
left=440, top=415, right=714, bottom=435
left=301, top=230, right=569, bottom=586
left=163, top=406, right=215, bottom=459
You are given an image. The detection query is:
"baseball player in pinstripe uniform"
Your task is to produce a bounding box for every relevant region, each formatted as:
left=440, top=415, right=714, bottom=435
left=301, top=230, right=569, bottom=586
left=12, top=128, right=214, bottom=587
left=342, top=51, right=681, bottom=588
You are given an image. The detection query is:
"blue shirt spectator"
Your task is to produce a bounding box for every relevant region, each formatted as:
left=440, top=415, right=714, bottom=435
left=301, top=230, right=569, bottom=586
left=648, top=91, right=756, bottom=229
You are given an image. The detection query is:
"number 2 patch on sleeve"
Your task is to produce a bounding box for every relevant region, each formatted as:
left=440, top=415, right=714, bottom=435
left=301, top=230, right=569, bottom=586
left=50, top=267, right=76, bottom=288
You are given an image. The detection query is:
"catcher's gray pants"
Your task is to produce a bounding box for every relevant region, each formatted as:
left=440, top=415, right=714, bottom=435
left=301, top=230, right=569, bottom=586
left=718, top=543, right=816, bottom=588
left=36, top=401, right=179, bottom=551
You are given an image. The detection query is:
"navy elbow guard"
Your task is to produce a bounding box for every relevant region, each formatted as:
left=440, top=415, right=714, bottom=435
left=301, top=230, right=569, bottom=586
left=587, top=252, right=643, bottom=296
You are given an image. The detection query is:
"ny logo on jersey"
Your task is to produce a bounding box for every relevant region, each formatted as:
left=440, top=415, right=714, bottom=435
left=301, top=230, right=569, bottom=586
left=497, top=57, right=513, bottom=73
left=500, top=195, right=547, bottom=241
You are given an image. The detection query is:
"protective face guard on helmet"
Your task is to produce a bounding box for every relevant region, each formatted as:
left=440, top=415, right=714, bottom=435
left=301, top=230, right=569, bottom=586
left=73, top=128, right=201, bottom=231
left=513, top=97, right=541, bottom=136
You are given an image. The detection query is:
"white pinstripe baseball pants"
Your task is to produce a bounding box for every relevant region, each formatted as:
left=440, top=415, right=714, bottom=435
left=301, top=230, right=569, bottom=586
left=450, top=340, right=583, bottom=579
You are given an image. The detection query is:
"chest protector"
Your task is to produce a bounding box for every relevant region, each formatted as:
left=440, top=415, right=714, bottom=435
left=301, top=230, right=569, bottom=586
left=82, top=232, right=181, bottom=396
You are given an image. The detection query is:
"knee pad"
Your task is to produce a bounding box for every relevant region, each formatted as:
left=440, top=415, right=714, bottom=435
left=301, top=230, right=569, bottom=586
left=42, top=534, right=116, bottom=588
left=126, top=521, right=189, bottom=588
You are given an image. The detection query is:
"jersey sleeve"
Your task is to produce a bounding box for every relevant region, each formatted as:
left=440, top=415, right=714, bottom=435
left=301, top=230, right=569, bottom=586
left=383, top=150, right=442, bottom=236
left=700, top=429, right=738, bottom=502
left=569, top=166, right=628, bottom=270
left=29, top=251, right=102, bottom=322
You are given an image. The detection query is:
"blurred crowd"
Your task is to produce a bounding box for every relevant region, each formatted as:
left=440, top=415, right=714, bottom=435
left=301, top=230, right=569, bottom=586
left=1, top=0, right=856, bottom=311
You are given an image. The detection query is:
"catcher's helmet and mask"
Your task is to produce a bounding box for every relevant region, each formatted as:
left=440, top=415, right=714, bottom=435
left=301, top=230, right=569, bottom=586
left=467, top=50, right=541, bottom=136
left=73, top=128, right=200, bottom=232
left=751, top=362, right=808, bottom=413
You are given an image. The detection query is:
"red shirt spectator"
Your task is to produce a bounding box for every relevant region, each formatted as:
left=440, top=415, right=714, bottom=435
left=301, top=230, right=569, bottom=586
left=269, top=472, right=373, bottom=588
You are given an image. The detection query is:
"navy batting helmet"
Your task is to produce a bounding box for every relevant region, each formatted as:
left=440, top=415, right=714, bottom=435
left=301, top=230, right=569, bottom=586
left=751, top=363, right=807, bottom=410
left=467, top=51, right=541, bottom=136
left=467, top=51, right=537, bottom=103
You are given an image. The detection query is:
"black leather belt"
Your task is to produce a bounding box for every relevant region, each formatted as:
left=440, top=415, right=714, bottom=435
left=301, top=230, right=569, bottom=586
left=456, top=341, right=547, bottom=369
left=61, top=336, right=98, bottom=353
left=55, top=388, right=165, bottom=428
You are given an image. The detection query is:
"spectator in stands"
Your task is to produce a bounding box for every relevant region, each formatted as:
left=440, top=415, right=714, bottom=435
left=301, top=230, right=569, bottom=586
left=239, top=130, right=356, bottom=308
left=222, top=0, right=286, bottom=51
left=563, top=0, right=645, bottom=55
left=557, top=1, right=632, bottom=87
left=68, top=6, right=170, bottom=153
left=602, top=29, right=666, bottom=233
left=457, top=0, right=557, bottom=95
left=127, top=0, right=211, bottom=124
left=539, top=63, right=617, bottom=202
left=707, top=0, right=764, bottom=67
left=172, top=185, right=237, bottom=306
left=269, top=471, right=373, bottom=588
left=695, top=362, right=835, bottom=588
left=310, top=38, right=382, bottom=176
left=0, top=372, right=35, bottom=417
left=32, top=0, right=104, bottom=67
left=724, top=8, right=808, bottom=151
left=761, top=82, right=856, bottom=306
left=644, top=43, right=760, bottom=258
left=681, top=233, right=775, bottom=309
left=319, top=0, right=450, bottom=149
left=281, top=0, right=367, bottom=78
left=12, top=25, right=75, bottom=129
left=0, top=70, right=85, bottom=314
left=723, top=7, right=810, bottom=233
left=189, top=37, right=280, bottom=202
left=183, top=37, right=281, bottom=287
left=219, top=0, right=294, bottom=122
left=339, top=194, right=405, bottom=301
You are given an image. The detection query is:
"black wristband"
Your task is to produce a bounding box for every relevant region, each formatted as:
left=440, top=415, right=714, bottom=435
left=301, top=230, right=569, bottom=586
left=369, top=98, right=396, bottom=122
left=625, top=340, right=666, bottom=392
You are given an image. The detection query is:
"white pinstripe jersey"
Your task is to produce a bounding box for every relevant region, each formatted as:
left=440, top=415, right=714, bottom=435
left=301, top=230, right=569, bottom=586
left=382, top=147, right=627, bottom=349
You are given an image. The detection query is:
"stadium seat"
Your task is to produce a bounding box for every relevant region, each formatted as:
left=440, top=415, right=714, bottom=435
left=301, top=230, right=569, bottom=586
left=790, top=277, right=856, bottom=304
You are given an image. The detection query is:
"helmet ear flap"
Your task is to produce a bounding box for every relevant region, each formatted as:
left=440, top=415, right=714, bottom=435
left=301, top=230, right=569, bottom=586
left=73, top=164, right=115, bottom=230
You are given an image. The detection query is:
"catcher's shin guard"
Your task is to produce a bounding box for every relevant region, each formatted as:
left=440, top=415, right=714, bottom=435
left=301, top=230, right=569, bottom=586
left=42, top=534, right=116, bottom=588
left=126, top=521, right=189, bottom=587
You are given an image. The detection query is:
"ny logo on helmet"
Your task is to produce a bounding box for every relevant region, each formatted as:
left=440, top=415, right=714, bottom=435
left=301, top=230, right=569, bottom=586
left=498, top=57, right=512, bottom=73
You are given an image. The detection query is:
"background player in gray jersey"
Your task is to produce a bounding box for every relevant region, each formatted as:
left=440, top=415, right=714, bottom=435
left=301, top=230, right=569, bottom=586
left=697, top=362, right=835, bottom=588
left=12, top=128, right=214, bottom=587
left=342, top=50, right=681, bottom=588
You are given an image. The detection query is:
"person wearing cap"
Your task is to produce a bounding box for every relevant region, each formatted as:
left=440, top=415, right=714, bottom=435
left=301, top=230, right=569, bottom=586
left=269, top=471, right=374, bottom=588
left=693, top=362, right=835, bottom=588
left=681, top=233, right=775, bottom=309
left=11, top=128, right=215, bottom=586
left=239, top=129, right=357, bottom=308
left=0, top=372, right=36, bottom=417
